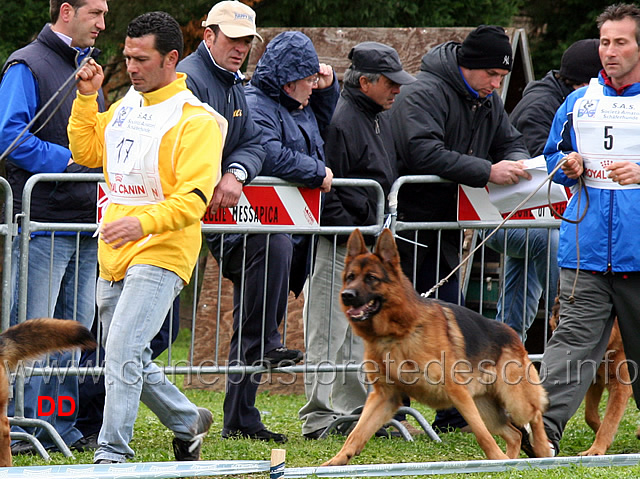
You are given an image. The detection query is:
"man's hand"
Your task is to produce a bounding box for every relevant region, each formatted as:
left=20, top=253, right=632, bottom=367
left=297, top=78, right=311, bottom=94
left=320, top=166, right=333, bottom=192
left=75, top=58, right=104, bottom=95
left=560, top=152, right=584, bottom=180
left=208, top=172, right=243, bottom=212
left=606, top=161, right=640, bottom=185
left=101, top=216, right=144, bottom=249
left=317, top=63, right=334, bottom=89
left=488, top=160, right=532, bottom=185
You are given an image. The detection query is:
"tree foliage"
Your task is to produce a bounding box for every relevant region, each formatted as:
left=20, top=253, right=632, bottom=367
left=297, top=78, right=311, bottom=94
left=0, top=0, right=617, bottom=80
left=254, top=0, right=523, bottom=28
left=0, top=0, right=49, bottom=64
left=523, top=0, right=610, bottom=76
left=1, top=0, right=525, bottom=66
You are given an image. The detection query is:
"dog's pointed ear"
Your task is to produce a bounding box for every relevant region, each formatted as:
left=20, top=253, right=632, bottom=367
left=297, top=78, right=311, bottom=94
left=346, top=228, right=368, bottom=260
left=375, top=229, right=400, bottom=266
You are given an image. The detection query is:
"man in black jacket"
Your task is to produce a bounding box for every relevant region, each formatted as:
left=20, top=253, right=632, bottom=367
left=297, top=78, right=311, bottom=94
left=299, top=42, right=415, bottom=440
left=390, top=25, right=531, bottom=432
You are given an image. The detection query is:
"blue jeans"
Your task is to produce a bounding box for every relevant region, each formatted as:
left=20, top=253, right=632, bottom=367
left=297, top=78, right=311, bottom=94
left=94, top=265, right=199, bottom=463
left=485, top=228, right=559, bottom=341
left=9, top=234, right=97, bottom=448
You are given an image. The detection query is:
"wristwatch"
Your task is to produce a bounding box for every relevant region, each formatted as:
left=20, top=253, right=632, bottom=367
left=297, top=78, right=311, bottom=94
left=225, top=167, right=247, bottom=184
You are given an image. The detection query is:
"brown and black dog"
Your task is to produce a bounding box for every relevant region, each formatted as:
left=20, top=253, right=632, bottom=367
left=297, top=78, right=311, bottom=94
left=550, top=302, right=639, bottom=455
left=323, top=229, right=551, bottom=465
left=0, top=319, right=95, bottom=466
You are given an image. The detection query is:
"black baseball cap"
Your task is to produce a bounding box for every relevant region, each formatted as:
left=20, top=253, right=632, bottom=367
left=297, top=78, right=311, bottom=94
left=348, top=41, right=416, bottom=85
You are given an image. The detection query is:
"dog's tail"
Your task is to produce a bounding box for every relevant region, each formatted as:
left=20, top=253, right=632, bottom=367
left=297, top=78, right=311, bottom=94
left=0, top=319, right=96, bottom=368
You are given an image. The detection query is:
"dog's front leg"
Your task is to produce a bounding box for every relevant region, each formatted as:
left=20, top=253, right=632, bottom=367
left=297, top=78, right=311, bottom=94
left=448, top=386, right=508, bottom=460
left=322, top=387, right=399, bottom=466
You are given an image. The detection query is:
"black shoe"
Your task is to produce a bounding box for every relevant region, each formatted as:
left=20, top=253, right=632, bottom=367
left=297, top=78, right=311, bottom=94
left=431, top=407, right=468, bottom=434
left=71, top=433, right=99, bottom=452
left=516, top=424, right=536, bottom=458
left=374, top=426, right=402, bottom=439
left=260, top=347, right=303, bottom=368
left=303, top=424, right=349, bottom=440
left=94, top=459, right=120, bottom=464
left=173, top=407, right=213, bottom=461
left=222, top=428, right=288, bottom=444
left=10, top=441, right=36, bottom=456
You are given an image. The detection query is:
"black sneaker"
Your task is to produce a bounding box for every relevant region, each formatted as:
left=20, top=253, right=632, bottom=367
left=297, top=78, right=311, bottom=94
left=260, top=347, right=303, bottom=368
left=71, top=433, right=99, bottom=452
left=222, top=428, right=288, bottom=444
left=10, top=441, right=36, bottom=456
left=172, top=407, right=213, bottom=461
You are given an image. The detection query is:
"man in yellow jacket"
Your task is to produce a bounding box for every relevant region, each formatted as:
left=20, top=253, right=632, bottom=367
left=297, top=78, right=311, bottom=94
left=68, top=11, right=226, bottom=464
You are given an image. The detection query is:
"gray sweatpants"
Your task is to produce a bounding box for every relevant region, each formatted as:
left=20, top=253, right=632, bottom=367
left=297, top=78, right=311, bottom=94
left=541, top=268, right=640, bottom=446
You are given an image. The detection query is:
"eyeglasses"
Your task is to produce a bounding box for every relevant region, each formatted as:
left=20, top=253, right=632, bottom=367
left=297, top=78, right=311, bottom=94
left=304, top=74, right=319, bottom=85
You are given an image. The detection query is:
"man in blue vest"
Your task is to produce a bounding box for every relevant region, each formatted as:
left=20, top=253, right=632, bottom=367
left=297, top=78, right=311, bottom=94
left=0, top=0, right=108, bottom=456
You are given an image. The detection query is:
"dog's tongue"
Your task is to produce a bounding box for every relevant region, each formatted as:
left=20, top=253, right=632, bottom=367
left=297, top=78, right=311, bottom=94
left=346, top=305, right=367, bottom=319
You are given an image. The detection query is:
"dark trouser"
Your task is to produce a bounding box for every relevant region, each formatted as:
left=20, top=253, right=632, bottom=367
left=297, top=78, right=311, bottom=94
left=542, top=268, right=640, bottom=447
left=222, top=234, right=292, bottom=433
left=75, top=297, right=180, bottom=437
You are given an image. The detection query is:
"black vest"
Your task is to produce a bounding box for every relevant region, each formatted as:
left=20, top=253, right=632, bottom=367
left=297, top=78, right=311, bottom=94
left=2, top=24, right=104, bottom=223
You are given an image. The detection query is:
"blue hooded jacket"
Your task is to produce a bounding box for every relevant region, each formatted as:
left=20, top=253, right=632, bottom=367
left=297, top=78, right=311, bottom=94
left=545, top=73, right=640, bottom=272
left=245, top=31, right=339, bottom=188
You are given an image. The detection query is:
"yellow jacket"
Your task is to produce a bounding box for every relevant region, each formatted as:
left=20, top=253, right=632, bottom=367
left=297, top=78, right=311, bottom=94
left=68, top=74, right=222, bottom=283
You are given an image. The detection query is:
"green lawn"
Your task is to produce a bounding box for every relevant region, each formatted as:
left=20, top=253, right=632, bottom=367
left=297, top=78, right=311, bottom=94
left=11, top=328, right=640, bottom=478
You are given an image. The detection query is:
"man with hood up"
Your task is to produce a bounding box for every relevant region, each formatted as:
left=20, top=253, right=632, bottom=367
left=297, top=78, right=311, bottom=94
left=221, top=31, right=339, bottom=443
left=390, top=25, right=531, bottom=433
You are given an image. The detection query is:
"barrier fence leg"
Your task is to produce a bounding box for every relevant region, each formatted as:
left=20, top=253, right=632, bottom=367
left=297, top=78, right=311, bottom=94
left=270, top=448, right=286, bottom=479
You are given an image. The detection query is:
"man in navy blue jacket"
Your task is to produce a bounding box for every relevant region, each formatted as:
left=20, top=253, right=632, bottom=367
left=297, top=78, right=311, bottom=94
left=178, top=1, right=265, bottom=271
left=220, top=31, right=338, bottom=444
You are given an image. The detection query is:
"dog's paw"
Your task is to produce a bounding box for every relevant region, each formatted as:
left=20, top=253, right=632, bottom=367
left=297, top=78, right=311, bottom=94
left=322, top=455, right=349, bottom=467
left=578, top=447, right=605, bottom=456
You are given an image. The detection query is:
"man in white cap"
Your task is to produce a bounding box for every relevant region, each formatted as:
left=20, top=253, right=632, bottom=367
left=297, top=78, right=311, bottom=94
left=178, top=1, right=264, bottom=215
left=299, top=42, right=416, bottom=440
left=178, top=3, right=303, bottom=443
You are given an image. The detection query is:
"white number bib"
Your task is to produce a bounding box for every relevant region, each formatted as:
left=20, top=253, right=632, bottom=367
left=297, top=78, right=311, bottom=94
left=573, top=78, right=640, bottom=190
left=104, top=87, right=228, bottom=205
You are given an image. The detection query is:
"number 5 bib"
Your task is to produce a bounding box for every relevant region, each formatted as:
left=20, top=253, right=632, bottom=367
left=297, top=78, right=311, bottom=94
left=573, top=78, right=640, bottom=190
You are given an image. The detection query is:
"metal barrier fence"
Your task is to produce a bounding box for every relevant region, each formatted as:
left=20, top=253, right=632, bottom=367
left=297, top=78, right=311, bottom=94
left=5, top=173, right=561, bottom=464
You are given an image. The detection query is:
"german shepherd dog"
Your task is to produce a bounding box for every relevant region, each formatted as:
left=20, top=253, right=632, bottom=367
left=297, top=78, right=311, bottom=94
left=0, top=319, right=95, bottom=466
left=550, top=301, right=639, bottom=455
left=323, top=229, right=551, bottom=465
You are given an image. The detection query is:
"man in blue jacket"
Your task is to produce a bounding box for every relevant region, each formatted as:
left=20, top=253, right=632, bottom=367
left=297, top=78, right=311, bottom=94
left=221, top=31, right=338, bottom=444
left=0, top=0, right=108, bottom=455
left=538, top=3, right=640, bottom=457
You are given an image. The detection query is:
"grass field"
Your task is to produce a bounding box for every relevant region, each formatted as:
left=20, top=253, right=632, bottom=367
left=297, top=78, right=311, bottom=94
left=11, top=328, right=640, bottom=478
